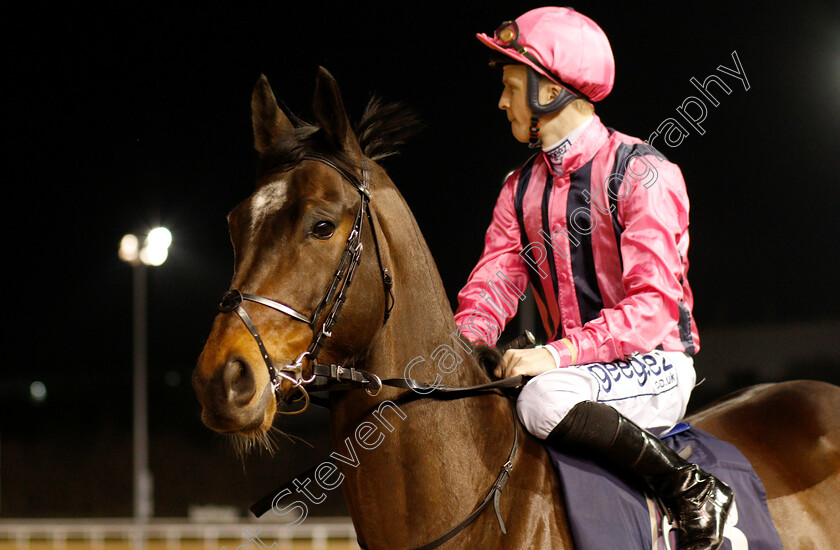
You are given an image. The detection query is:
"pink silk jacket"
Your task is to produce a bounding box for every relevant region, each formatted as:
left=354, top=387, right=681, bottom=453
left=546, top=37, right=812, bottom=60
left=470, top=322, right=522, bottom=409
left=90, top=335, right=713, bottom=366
left=454, top=115, right=700, bottom=365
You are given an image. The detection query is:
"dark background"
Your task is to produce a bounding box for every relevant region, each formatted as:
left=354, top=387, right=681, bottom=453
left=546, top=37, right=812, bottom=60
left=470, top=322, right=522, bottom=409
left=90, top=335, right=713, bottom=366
left=2, top=0, right=838, bottom=518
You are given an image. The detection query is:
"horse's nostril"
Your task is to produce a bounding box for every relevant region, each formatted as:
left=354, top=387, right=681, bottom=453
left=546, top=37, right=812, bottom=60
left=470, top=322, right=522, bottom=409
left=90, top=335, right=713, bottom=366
left=222, top=358, right=256, bottom=406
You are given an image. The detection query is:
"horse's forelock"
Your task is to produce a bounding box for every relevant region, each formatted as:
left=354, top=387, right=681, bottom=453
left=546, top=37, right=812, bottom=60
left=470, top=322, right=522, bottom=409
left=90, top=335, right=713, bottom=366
left=255, top=125, right=316, bottom=180
left=255, top=125, right=359, bottom=182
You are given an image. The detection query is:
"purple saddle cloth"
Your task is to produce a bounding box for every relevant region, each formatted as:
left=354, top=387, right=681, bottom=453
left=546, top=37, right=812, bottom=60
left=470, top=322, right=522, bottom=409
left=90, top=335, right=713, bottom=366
left=546, top=423, right=784, bottom=550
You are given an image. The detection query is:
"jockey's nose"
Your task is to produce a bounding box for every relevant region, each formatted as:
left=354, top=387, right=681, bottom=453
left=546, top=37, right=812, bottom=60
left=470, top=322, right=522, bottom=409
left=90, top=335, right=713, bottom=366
left=499, top=88, right=510, bottom=111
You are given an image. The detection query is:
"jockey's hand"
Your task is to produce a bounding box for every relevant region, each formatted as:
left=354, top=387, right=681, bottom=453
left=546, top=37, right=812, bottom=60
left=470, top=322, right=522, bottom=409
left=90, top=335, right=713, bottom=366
left=495, top=347, right=557, bottom=379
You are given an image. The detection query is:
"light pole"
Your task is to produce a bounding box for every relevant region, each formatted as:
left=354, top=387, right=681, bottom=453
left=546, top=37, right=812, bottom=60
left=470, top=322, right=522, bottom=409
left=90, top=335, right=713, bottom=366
left=119, top=227, right=171, bottom=550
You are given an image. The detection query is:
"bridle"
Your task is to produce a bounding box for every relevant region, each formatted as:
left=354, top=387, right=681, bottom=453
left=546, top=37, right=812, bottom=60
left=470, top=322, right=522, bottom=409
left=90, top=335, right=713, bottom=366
left=218, top=153, right=529, bottom=549
left=218, top=153, right=394, bottom=411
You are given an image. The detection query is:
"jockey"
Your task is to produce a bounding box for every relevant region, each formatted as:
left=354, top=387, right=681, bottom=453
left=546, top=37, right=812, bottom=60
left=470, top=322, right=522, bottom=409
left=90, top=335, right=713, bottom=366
left=454, top=7, right=733, bottom=549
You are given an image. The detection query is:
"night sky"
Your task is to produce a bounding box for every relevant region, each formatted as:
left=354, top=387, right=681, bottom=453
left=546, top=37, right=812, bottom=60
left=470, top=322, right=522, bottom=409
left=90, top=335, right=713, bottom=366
left=3, top=0, right=839, bottom=517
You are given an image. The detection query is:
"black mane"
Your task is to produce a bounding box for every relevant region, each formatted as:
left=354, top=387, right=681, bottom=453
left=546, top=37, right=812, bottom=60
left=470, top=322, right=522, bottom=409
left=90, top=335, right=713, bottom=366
left=256, top=97, right=422, bottom=180
left=356, top=97, right=423, bottom=161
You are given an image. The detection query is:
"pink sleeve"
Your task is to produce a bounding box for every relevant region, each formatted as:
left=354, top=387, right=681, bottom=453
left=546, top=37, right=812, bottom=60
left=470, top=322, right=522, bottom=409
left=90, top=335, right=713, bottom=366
left=563, top=156, right=690, bottom=364
left=454, top=174, right=530, bottom=346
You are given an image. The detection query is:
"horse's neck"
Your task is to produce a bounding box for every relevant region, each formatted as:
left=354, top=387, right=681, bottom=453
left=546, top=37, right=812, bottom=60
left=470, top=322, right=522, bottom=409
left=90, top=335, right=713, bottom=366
left=331, top=181, right=493, bottom=419
left=368, top=182, right=487, bottom=384
left=327, top=184, right=567, bottom=547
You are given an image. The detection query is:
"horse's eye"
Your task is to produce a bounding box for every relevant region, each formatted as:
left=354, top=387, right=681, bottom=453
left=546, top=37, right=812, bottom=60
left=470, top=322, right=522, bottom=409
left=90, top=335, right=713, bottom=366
left=312, top=220, right=335, bottom=239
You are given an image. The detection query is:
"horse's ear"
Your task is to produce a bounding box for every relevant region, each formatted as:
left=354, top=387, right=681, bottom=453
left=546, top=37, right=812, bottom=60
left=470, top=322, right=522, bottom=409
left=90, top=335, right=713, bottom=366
left=312, top=67, right=363, bottom=156
left=251, top=74, right=293, bottom=154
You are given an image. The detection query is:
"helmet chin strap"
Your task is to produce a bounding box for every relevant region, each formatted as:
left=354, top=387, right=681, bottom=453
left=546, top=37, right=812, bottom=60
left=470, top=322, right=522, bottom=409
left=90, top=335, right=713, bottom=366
left=525, top=67, right=579, bottom=149
left=528, top=114, right=541, bottom=149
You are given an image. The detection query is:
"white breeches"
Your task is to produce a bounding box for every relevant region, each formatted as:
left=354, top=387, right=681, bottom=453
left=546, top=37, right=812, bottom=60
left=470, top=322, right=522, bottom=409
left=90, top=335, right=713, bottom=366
left=516, top=350, right=696, bottom=439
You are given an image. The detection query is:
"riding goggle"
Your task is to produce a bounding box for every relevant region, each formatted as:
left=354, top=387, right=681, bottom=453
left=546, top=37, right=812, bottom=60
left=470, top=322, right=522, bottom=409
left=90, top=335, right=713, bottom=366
left=493, top=20, right=589, bottom=102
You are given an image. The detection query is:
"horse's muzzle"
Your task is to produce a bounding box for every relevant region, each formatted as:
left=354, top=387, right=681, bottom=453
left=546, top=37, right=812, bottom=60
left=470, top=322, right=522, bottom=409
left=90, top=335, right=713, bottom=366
left=193, top=356, right=270, bottom=433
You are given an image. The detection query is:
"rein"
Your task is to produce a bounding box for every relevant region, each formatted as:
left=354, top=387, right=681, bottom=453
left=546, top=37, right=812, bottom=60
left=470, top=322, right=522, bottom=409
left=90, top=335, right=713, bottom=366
left=220, top=154, right=526, bottom=549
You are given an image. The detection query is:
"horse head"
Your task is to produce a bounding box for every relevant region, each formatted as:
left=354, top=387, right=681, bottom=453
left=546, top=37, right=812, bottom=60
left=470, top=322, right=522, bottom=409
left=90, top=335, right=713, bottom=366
left=193, top=68, right=408, bottom=445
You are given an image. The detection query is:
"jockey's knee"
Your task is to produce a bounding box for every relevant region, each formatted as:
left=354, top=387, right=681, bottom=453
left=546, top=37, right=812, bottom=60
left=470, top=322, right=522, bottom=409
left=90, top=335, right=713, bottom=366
left=516, top=368, right=599, bottom=439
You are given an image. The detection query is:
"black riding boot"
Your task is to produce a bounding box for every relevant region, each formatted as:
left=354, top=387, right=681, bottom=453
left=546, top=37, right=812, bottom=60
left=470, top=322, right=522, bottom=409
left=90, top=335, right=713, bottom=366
left=546, top=401, right=734, bottom=550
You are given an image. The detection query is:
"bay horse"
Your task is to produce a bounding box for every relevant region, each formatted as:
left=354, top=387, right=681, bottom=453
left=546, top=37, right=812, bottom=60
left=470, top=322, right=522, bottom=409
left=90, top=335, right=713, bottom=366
left=193, top=68, right=840, bottom=548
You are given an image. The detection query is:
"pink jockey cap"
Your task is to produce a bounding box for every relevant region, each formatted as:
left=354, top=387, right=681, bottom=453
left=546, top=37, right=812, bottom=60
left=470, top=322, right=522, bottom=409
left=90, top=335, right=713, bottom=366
left=477, top=7, right=615, bottom=102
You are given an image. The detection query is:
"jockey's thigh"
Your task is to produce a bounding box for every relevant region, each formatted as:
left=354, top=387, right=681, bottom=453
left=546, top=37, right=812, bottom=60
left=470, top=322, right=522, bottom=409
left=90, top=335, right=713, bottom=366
left=516, top=350, right=696, bottom=439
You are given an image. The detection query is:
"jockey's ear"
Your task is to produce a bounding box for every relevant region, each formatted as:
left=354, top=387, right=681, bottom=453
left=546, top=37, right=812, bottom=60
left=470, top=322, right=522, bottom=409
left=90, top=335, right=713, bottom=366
left=251, top=74, right=293, bottom=154
left=312, top=66, right=363, bottom=156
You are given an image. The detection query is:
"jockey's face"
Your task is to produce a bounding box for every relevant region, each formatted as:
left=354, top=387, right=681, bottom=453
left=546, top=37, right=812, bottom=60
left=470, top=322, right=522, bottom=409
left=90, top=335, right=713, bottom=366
left=499, top=64, right=562, bottom=144
left=499, top=65, right=532, bottom=143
